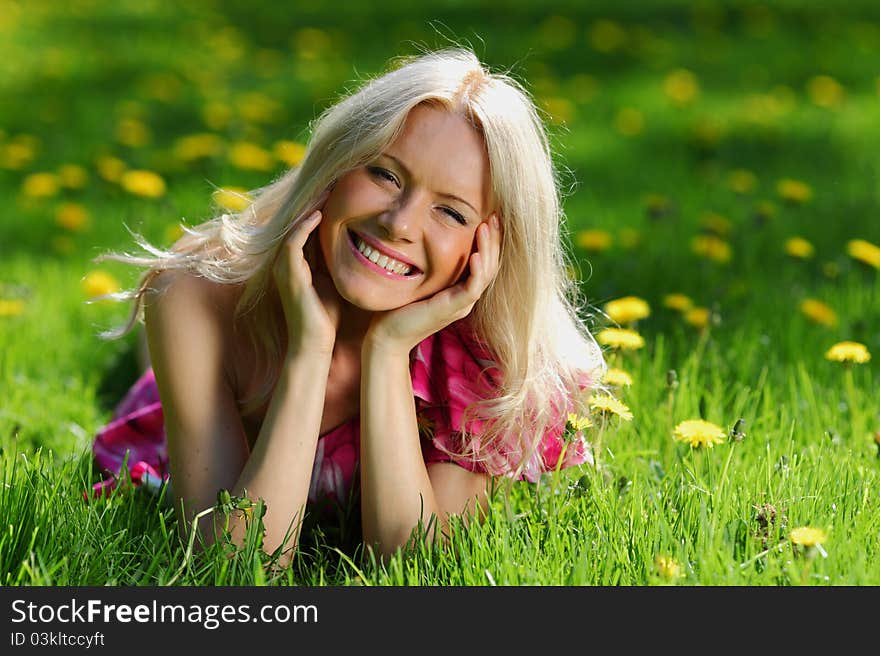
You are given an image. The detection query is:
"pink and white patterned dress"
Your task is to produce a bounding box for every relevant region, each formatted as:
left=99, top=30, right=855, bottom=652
left=89, top=319, right=594, bottom=509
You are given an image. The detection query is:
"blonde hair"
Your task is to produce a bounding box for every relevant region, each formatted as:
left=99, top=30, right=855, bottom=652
left=95, top=46, right=606, bottom=482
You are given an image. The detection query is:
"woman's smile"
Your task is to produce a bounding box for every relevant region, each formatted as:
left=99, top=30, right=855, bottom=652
left=346, top=229, right=423, bottom=280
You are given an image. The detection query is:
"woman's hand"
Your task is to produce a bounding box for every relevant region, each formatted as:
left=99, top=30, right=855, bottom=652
left=272, top=196, right=342, bottom=354
left=365, top=213, right=503, bottom=357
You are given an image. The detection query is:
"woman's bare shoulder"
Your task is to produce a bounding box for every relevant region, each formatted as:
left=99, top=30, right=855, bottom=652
left=144, top=269, right=242, bottom=314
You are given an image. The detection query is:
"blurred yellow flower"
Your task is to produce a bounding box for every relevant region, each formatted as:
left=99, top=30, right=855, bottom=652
left=807, top=75, right=843, bottom=109
left=673, top=419, right=726, bottom=448
left=597, top=327, right=645, bottom=351
left=566, top=413, right=593, bottom=431
left=614, top=107, right=644, bottom=136
left=95, top=155, right=127, bottom=183
left=700, top=212, right=732, bottom=237
left=543, top=96, right=576, bottom=125
left=691, top=234, right=731, bottom=264
left=825, top=341, right=871, bottom=364
left=644, top=193, right=673, bottom=220
left=654, top=555, right=684, bottom=580
left=753, top=200, right=777, bottom=224
left=0, top=299, right=25, bottom=317
left=21, top=172, right=60, bottom=198
left=576, top=229, right=613, bottom=252
left=55, top=202, right=90, bottom=232
left=684, top=306, right=711, bottom=329
left=618, top=227, right=641, bottom=249
left=727, top=168, right=757, bottom=194
left=662, top=293, right=693, bottom=312
left=115, top=117, right=151, bottom=147
left=663, top=68, right=699, bottom=105
left=800, top=299, right=837, bottom=327
left=588, top=19, right=627, bottom=53
left=173, top=133, right=224, bottom=162
left=602, top=367, right=633, bottom=387
left=57, top=164, right=89, bottom=189
left=0, top=137, right=37, bottom=169
left=120, top=170, right=166, bottom=198
left=589, top=393, right=633, bottom=421
left=202, top=101, right=233, bottom=130
left=603, top=296, right=650, bottom=325
left=776, top=178, right=813, bottom=204
left=212, top=186, right=252, bottom=212
left=164, top=223, right=185, bottom=244
left=274, top=140, right=307, bottom=167
left=789, top=526, right=827, bottom=547
left=82, top=271, right=121, bottom=299
left=237, top=92, right=281, bottom=124
left=229, top=141, right=274, bottom=171
left=784, top=236, right=815, bottom=259
left=846, top=239, right=880, bottom=270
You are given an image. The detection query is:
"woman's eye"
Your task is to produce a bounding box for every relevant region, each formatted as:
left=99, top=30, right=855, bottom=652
left=368, top=166, right=399, bottom=186
left=442, top=207, right=467, bottom=225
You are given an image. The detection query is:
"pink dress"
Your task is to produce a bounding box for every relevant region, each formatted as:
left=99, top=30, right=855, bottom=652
left=89, top=319, right=594, bottom=510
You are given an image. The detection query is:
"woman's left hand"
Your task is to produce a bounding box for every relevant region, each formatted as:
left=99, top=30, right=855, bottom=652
left=365, top=213, right=502, bottom=357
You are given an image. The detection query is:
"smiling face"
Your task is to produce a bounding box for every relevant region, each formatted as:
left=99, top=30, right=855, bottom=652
left=316, top=103, right=493, bottom=311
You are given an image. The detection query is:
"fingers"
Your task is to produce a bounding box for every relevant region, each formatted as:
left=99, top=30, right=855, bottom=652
left=288, top=209, right=322, bottom=251
left=464, top=212, right=502, bottom=297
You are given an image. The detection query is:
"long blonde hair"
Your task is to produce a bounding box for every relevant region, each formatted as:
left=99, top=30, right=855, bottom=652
left=95, top=46, right=606, bottom=482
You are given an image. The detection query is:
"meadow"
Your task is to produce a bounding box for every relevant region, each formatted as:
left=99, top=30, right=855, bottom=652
left=1, top=0, right=878, bottom=585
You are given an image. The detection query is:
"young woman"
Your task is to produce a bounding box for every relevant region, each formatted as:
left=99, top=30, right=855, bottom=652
left=91, top=47, right=606, bottom=563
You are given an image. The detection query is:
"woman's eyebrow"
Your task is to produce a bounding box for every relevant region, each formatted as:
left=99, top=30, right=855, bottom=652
left=381, top=153, right=480, bottom=215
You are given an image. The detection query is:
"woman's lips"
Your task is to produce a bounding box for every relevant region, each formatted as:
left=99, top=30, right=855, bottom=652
left=347, top=230, right=421, bottom=280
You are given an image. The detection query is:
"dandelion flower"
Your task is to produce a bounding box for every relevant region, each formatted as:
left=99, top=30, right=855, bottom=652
left=0, top=299, right=25, bottom=317
left=602, top=368, right=633, bottom=387
left=776, top=178, right=813, bottom=204
left=825, top=341, right=871, bottom=364
left=212, top=187, right=252, bottom=212
left=597, top=327, right=645, bottom=351
left=663, top=293, right=693, bottom=312
left=115, top=117, right=151, bottom=147
left=588, top=19, right=627, bottom=53
left=784, top=236, right=815, bottom=259
left=202, top=101, right=233, bottom=130
left=576, top=229, right=613, bottom=252
left=846, top=239, right=880, bottom=270
left=228, top=141, right=274, bottom=171
left=614, top=107, right=644, bottom=137
left=691, top=234, right=731, bottom=264
left=643, top=193, right=673, bottom=220
left=95, top=155, right=127, bottom=183
left=654, top=555, right=684, bottom=580
left=589, top=394, right=633, bottom=421
left=120, top=170, right=166, bottom=198
left=172, top=133, right=224, bottom=162
left=727, top=168, right=757, bottom=194
left=21, top=172, right=60, bottom=198
left=683, top=306, right=711, bottom=329
left=807, top=75, right=843, bottom=108
left=274, top=140, right=307, bottom=167
left=789, top=526, right=828, bottom=547
left=618, top=227, right=641, bottom=249
left=82, top=271, right=121, bottom=299
left=800, top=299, right=837, bottom=327
left=603, top=296, right=650, bottom=325
left=673, top=419, right=726, bottom=448
left=663, top=69, right=699, bottom=105
left=57, top=164, right=89, bottom=189
left=55, top=203, right=90, bottom=232
left=566, top=413, right=592, bottom=431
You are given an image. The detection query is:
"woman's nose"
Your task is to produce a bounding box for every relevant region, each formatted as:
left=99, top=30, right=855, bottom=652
left=376, top=196, right=422, bottom=241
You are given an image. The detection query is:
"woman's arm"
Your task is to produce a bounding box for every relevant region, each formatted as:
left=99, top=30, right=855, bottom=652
left=144, top=271, right=331, bottom=563
left=359, top=340, right=491, bottom=561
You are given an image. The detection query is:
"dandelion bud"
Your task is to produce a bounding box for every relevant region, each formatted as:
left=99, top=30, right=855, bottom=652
left=666, top=369, right=678, bottom=390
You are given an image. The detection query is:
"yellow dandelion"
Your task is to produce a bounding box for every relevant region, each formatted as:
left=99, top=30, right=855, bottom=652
left=569, top=73, right=599, bottom=104
left=618, top=227, right=641, bottom=249
left=82, top=271, right=121, bottom=299
left=799, top=299, right=837, bottom=328
left=589, top=394, right=633, bottom=421
left=120, top=170, right=166, bottom=198
left=662, top=293, right=693, bottom=312
left=776, top=178, right=813, bottom=204
left=172, top=133, right=224, bottom=162
left=806, top=75, right=843, bottom=109
left=614, top=107, right=644, bottom=136
left=228, top=141, right=274, bottom=171
left=789, top=526, right=828, bottom=547
left=55, top=202, right=90, bottom=232
left=576, top=229, right=613, bottom=252
left=542, top=96, right=576, bottom=126
left=663, top=68, right=699, bottom=105
left=602, top=368, right=633, bottom=387
left=0, top=299, right=25, bottom=317
left=596, top=327, right=645, bottom=351
left=212, top=186, right=252, bottom=212
left=0, top=137, right=37, bottom=169
left=784, top=236, right=815, bottom=259
left=825, top=341, right=871, bottom=364
left=274, top=140, right=307, bottom=167
left=95, top=155, right=127, bottom=183
left=566, top=413, right=593, bottom=431
left=588, top=19, right=627, bottom=53
left=691, top=234, right=731, bottom=264
left=21, top=172, right=60, bottom=198
left=57, top=164, right=89, bottom=189
left=683, top=306, right=711, bottom=329
left=644, top=193, right=673, bottom=219
left=846, top=239, right=880, bottom=270
left=727, top=168, right=757, bottom=194
left=236, top=92, right=281, bottom=124
left=673, top=419, right=726, bottom=448
left=700, top=211, right=732, bottom=237
left=654, top=555, right=684, bottom=580
left=603, top=296, right=651, bottom=325
left=202, top=101, right=233, bottom=130
left=754, top=200, right=777, bottom=224
left=115, top=117, right=151, bottom=148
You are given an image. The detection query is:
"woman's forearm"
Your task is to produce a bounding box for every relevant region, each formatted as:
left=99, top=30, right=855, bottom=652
left=229, top=349, right=333, bottom=559
left=359, top=341, right=442, bottom=559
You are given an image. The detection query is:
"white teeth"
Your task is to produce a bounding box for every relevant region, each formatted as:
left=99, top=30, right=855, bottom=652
left=355, top=236, right=412, bottom=275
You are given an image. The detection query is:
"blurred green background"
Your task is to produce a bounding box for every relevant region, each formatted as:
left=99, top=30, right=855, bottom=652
left=1, top=0, right=878, bottom=456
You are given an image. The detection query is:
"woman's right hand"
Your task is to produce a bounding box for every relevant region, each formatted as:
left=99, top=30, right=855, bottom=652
left=272, top=205, right=341, bottom=355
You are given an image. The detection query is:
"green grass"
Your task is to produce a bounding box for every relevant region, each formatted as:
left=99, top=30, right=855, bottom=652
left=1, top=0, right=879, bottom=585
